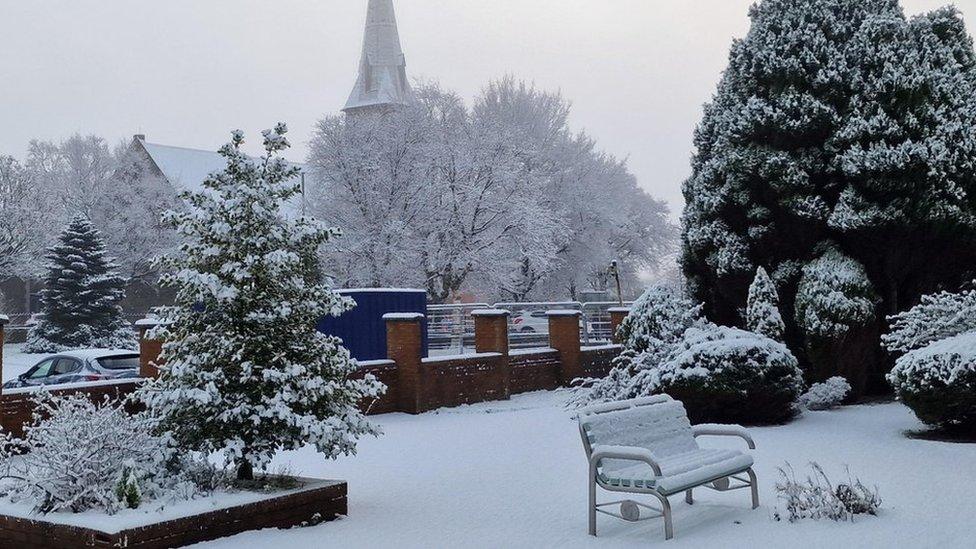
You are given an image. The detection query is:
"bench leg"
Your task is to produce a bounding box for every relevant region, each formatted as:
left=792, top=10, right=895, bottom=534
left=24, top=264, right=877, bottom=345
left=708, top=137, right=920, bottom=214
left=588, top=468, right=597, bottom=535
left=685, top=489, right=693, bottom=505
left=651, top=492, right=673, bottom=540
left=747, top=468, right=759, bottom=509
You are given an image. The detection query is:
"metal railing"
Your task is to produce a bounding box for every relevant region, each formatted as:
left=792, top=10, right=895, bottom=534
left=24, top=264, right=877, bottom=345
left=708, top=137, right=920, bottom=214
left=427, top=300, right=632, bottom=356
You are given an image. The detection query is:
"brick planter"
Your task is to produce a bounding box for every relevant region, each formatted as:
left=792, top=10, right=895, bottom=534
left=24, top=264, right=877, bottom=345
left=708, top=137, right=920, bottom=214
left=0, top=478, right=347, bottom=548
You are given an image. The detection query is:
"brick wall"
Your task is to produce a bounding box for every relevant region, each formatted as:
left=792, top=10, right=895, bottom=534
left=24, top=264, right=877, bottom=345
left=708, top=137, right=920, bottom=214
left=0, top=380, right=143, bottom=438
left=580, top=344, right=622, bottom=379
left=422, top=353, right=507, bottom=410
left=509, top=349, right=561, bottom=394
left=352, top=359, right=400, bottom=415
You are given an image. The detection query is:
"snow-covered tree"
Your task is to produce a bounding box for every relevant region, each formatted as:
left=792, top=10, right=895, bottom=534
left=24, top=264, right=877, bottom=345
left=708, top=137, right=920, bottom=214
left=309, top=78, right=675, bottom=302
left=24, top=215, right=135, bottom=352
left=139, top=125, right=385, bottom=481
left=747, top=267, right=785, bottom=341
left=681, top=0, right=976, bottom=396
left=799, top=377, right=852, bottom=411
left=0, top=156, right=45, bottom=277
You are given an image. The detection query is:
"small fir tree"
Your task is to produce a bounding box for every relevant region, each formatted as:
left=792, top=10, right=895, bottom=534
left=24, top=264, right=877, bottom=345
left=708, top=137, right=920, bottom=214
left=139, top=125, right=384, bottom=481
left=24, top=215, right=135, bottom=352
left=747, top=267, right=785, bottom=341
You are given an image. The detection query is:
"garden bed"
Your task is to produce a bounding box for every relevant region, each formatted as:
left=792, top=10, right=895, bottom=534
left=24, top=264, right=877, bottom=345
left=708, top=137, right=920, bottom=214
left=0, top=478, right=346, bottom=548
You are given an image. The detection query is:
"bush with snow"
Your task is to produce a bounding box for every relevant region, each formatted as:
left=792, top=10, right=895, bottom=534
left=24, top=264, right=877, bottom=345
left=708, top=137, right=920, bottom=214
left=138, top=125, right=385, bottom=481
left=568, top=285, right=701, bottom=408
left=774, top=462, right=881, bottom=523
left=886, top=331, right=976, bottom=433
left=633, top=324, right=804, bottom=425
left=747, top=266, right=785, bottom=341
left=882, top=283, right=976, bottom=354
left=0, top=391, right=214, bottom=515
left=799, top=377, right=852, bottom=411
left=24, top=215, right=136, bottom=353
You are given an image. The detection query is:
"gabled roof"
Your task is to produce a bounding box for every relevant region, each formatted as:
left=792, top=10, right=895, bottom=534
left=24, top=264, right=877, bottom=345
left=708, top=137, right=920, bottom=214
left=131, top=136, right=307, bottom=216
left=344, top=0, right=414, bottom=112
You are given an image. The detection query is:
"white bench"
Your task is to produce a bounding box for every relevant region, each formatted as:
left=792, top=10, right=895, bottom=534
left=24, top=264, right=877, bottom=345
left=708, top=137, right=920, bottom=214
left=578, top=395, right=759, bottom=540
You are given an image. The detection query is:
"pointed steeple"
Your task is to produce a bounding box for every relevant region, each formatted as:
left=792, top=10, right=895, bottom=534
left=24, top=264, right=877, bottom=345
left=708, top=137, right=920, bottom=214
left=343, top=0, right=413, bottom=113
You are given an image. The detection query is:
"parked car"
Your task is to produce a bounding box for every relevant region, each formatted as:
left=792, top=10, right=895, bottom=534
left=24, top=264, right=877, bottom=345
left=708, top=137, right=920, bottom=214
left=2, top=349, right=140, bottom=390
left=511, top=310, right=550, bottom=333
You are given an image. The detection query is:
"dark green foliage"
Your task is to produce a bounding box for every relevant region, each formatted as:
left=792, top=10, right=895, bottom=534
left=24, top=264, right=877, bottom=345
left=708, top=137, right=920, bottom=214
left=24, top=215, right=134, bottom=352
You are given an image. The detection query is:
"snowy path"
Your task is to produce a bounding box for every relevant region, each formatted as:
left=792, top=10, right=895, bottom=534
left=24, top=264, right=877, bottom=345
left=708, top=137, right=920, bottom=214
left=197, top=391, right=976, bottom=549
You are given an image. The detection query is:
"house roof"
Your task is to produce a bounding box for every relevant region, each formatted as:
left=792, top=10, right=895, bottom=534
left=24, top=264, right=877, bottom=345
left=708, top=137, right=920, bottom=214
left=133, top=137, right=307, bottom=216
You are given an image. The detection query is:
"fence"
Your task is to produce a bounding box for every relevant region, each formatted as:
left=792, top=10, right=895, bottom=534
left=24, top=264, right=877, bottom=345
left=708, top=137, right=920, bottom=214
left=427, top=301, right=633, bottom=355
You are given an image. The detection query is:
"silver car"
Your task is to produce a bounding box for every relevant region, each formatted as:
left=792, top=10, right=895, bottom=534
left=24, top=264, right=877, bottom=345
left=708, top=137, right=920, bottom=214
left=2, top=349, right=140, bottom=390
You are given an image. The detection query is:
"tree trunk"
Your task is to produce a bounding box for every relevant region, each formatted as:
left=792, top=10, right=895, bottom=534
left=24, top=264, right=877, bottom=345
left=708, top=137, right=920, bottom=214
left=237, top=459, right=254, bottom=481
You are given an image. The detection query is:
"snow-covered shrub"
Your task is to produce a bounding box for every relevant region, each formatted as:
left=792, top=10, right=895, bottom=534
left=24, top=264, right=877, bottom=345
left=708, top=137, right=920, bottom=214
left=568, top=285, right=701, bottom=408
left=774, top=463, right=881, bottom=523
left=24, top=215, right=136, bottom=353
left=747, top=266, right=785, bottom=341
left=634, top=324, right=804, bottom=425
left=794, top=248, right=878, bottom=341
left=882, top=283, right=976, bottom=353
left=139, top=125, right=385, bottom=481
left=799, top=377, right=852, bottom=411
left=886, top=331, right=976, bottom=433
left=0, top=391, right=210, bottom=515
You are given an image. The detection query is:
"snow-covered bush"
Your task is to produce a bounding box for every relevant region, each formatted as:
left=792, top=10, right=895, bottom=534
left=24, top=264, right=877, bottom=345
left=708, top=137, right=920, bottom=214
left=0, top=391, right=211, bottom=515
left=886, top=331, right=976, bottom=433
left=774, top=463, right=881, bottom=523
left=799, top=377, right=851, bottom=411
left=634, top=324, right=804, bottom=425
left=747, top=267, right=785, bottom=341
left=568, top=285, right=701, bottom=408
left=794, top=248, right=878, bottom=341
left=24, top=215, right=136, bottom=353
left=882, top=283, right=976, bottom=353
left=139, top=125, right=385, bottom=481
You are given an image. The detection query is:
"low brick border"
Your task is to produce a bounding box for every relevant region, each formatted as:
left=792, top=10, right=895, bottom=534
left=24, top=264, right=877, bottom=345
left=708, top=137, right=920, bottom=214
left=0, top=478, right=347, bottom=548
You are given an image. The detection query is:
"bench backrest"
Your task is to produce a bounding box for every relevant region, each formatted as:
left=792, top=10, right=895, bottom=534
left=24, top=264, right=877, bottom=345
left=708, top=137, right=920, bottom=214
left=579, top=395, right=698, bottom=474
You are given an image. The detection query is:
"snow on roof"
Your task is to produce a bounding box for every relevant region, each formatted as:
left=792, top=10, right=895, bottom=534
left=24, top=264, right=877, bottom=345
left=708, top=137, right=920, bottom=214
left=138, top=139, right=306, bottom=216
left=52, top=349, right=139, bottom=361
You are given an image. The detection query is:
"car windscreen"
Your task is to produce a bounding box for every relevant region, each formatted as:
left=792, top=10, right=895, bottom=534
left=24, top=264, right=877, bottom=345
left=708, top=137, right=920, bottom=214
left=96, top=355, right=140, bottom=370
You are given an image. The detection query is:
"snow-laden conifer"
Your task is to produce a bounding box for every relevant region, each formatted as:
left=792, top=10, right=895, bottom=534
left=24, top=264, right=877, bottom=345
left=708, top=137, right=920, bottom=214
left=138, top=125, right=385, bottom=480
left=882, top=283, right=976, bottom=353
left=747, top=267, right=785, bottom=341
left=24, top=215, right=135, bottom=352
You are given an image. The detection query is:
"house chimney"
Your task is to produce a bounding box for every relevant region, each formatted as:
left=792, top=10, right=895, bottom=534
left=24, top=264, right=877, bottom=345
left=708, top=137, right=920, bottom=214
left=134, top=134, right=146, bottom=141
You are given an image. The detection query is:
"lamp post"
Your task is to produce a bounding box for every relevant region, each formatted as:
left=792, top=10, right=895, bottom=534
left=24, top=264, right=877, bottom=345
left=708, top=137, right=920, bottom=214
left=609, top=260, right=623, bottom=306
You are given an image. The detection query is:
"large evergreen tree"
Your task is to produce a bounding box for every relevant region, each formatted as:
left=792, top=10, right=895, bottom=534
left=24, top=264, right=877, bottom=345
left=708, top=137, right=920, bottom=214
left=139, top=125, right=384, bottom=481
left=682, top=0, right=976, bottom=395
left=24, top=215, right=135, bottom=352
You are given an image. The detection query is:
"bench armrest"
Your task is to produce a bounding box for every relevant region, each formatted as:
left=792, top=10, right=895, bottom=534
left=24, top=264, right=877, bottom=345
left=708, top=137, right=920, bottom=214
left=590, top=445, right=663, bottom=476
left=692, top=424, right=756, bottom=449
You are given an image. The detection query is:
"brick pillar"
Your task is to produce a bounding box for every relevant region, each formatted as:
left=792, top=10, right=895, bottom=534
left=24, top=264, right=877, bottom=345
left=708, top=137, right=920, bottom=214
left=473, top=309, right=511, bottom=400
left=608, top=307, right=631, bottom=345
left=135, top=318, right=164, bottom=379
left=548, top=310, right=583, bottom=386
left=0, top=314, right=8, bottom=394
left=385, top=313, right=426, bottom=414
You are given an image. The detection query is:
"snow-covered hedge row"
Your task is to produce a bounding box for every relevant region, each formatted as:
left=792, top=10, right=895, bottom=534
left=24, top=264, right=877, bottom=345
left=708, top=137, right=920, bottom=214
left=635, top=325, right=804, bottom=425
left=886, top=331, right=976, bottom=432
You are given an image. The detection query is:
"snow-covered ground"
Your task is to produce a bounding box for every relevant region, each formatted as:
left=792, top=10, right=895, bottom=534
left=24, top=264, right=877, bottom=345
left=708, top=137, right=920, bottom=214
left=200, top=391, right=974, bottom=549
left=5, top=344, right=974, bottom=548
left=1, top=344, right=41, bottom=383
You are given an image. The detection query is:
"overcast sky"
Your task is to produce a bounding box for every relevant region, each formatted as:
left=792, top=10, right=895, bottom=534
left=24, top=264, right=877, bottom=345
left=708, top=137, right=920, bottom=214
left=1, top=0, right=973, bottom=215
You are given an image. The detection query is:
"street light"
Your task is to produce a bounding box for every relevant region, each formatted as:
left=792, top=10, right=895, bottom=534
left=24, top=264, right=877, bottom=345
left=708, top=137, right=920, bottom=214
left=609, top=260, right=623, bottom=306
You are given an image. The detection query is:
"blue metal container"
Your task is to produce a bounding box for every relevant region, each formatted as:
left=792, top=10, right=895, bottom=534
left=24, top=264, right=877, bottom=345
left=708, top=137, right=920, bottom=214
left=317, top=288, right=428, bottom=361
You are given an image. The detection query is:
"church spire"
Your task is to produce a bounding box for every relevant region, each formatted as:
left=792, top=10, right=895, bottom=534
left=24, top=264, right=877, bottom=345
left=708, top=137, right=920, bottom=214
left=343, top=0, right=413, bottom=113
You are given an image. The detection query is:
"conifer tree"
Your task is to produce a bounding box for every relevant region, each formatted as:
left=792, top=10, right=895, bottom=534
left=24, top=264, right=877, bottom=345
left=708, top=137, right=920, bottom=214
left=746, top=267, right=785, bottom=341
left=681, top=0, right=976, bottom=394
left=24, top=215, right=134, bottom=352
left=138, top=125, right=384, bottom=481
